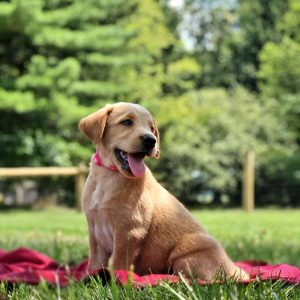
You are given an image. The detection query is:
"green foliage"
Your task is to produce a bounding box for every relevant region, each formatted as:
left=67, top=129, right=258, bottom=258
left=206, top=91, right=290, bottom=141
left=230, top=0, right=288, bottom=90
left=182, top=0, right=238, bottom=88
left=259, top=37, right=300, bottom=97
left=168, top=0, right=299, bottom=205
left=0, top=0, right=299, bottom=207
left=152, top=88, right=295, bottom=204
left=259, top=0, right=300, bottom=97
left=0, top=0, right=176, bottom=169
left=164, top=56, right=200, bottom=95
left=123, top=0, right=176, bottom=104
left=182, top=0, right=288, bottom=90
left=280, top=0, right=300, bottom=41
left=257, top=0, right=300, bottom=205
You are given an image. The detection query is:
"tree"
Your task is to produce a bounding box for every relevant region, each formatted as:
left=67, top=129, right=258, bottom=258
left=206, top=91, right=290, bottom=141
left=256, top=0, right=300, bottom=206
left=178, top=0, right=288, bottom=90
left=235, top=0, right=288, bottom=90
left=150, top=88, right=295, bottom=205
left=180, top=0, right=237, bottom=88
left=0, top=0, right=180, bottom=206
left=0, top=0, right=177, bottom=167
left=258, top=0, right=300, bottom=97
left=258, top=0, right=300, bottom=143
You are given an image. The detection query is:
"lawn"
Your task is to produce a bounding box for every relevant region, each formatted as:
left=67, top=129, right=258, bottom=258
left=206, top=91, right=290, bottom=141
left=0, top=208, right=299, bottom=299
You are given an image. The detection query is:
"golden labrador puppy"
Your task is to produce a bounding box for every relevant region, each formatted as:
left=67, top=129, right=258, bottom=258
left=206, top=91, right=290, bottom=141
left=79, top=102, right=248, bottom=281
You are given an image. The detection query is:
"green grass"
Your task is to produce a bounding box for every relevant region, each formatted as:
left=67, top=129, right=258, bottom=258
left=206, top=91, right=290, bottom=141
left=0, top=208, right=299, bottom=299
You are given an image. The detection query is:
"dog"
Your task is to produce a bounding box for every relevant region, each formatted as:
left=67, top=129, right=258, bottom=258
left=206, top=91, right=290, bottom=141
left=79, top=102, right=248, bottom=281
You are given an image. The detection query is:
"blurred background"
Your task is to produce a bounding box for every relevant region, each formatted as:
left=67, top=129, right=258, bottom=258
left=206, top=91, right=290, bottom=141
left=0, top=0, right=299, bottom=209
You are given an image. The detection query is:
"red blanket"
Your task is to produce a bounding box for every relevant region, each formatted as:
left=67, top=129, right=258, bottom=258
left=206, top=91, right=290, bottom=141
left=0, top=248, right=299, bottom=287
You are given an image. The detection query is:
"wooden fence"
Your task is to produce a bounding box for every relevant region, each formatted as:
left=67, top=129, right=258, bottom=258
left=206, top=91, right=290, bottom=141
left=0, top=151, right=255, bottom=211
left=0, top=164, right=88, bottom=211
left=242, top=151, right=255, bottom=212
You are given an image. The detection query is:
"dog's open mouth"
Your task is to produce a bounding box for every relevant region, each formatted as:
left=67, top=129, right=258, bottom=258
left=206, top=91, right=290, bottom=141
left=115, top=149, right=147, bottom=177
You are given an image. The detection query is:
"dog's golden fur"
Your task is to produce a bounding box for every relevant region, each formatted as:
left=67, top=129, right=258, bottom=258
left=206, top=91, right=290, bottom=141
left=79, top=102, right=248, bottom=280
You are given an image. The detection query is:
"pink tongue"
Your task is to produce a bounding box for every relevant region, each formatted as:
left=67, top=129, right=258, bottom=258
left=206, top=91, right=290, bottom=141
left=128, top=154, right=146, bottom=177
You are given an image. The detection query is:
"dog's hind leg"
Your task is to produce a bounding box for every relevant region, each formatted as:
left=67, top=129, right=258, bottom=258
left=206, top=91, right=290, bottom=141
left=169, top=233, right=247, bottom=281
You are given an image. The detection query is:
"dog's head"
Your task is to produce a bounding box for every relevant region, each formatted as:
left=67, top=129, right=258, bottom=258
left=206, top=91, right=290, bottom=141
left=79, top=102, right=160, bottom=178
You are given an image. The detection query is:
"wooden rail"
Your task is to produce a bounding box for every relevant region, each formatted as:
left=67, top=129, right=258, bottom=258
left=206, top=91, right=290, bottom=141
left=1, top=153, right=256, bottom=212
left=0, top=164, right=88, bottom=211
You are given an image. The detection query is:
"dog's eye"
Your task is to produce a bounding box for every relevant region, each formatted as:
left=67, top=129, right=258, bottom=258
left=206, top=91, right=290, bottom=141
left=120, top=119, right=133, bottom=126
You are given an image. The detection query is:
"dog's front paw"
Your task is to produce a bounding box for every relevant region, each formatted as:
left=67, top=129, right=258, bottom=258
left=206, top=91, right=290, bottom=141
left=87, top=263, right=99, bottom=273
left=88, top=260, right=106, bottom=273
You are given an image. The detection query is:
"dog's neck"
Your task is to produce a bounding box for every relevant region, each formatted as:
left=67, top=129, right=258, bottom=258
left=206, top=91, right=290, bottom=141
left=93, top=149, right=118, bottom=171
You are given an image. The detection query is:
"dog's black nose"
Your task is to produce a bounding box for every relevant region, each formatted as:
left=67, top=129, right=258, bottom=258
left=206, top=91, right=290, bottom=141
left=142, top=134, right=156, bottom=150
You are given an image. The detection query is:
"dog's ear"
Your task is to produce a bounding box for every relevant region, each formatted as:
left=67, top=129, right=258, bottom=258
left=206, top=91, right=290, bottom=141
left=79, top=104, right=113, bottom=144
left=153, top=120, right=160, bottom=159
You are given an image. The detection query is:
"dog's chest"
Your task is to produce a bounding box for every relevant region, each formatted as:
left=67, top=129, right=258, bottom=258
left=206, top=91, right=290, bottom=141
left=88, top=184, right=115, bottom=253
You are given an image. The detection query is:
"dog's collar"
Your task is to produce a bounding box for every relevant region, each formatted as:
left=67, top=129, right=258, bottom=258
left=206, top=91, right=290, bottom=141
left=93, top=150, right=118, bottom=171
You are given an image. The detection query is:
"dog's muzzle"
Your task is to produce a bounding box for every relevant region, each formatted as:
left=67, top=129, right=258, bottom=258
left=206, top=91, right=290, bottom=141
left=114, top=135, right=156, bottom=178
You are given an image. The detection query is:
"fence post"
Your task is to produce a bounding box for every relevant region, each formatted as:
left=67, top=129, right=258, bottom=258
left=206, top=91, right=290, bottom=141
left=75, top=163, right=86, bottom=211
left=242, top=151, right=255, bottom=212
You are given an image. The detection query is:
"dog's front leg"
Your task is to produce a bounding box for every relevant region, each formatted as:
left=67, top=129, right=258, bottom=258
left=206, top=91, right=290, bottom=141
left=87, top=226, right=110, bottom=272
left=111, top=232, right=140, bottom=270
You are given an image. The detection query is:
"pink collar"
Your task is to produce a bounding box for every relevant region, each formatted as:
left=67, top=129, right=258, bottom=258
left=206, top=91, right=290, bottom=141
left=93, top=150, right=118, bottom=171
